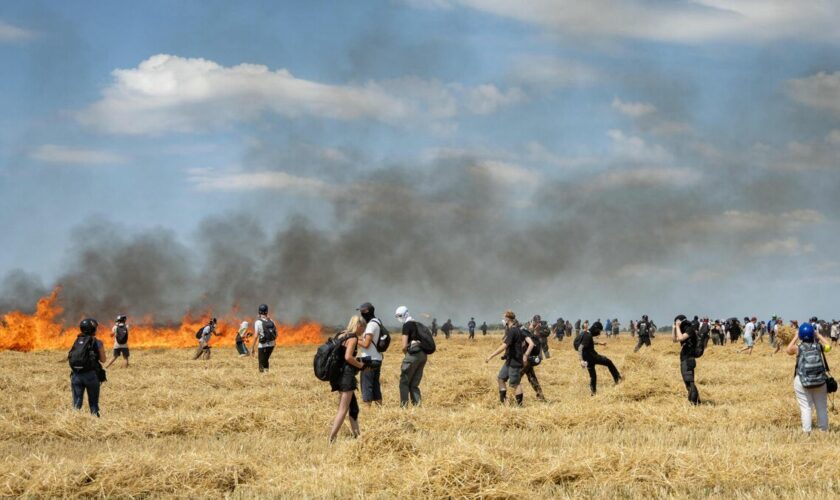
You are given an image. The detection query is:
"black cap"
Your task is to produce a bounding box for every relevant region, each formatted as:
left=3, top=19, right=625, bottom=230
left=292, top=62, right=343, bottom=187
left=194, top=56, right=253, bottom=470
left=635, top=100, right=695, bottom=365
left=357, top=302, right=374, bottom=312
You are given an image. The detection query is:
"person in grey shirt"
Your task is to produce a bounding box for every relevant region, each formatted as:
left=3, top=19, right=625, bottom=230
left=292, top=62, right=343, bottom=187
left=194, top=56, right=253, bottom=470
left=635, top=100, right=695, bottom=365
left=251, top=304, right=278, bottom=373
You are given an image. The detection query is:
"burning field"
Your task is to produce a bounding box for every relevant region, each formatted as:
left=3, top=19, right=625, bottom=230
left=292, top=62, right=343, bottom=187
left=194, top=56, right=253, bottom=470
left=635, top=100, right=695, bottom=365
left=0, top=325, right=838, bottom=498
left=0, top=288, right=323, bottom=351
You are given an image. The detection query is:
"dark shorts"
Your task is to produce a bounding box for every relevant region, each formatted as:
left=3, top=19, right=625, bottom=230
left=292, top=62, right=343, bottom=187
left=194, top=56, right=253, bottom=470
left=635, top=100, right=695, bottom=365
left=113, top=347, right=130, bottom=358
left=330, top=365, right=358, bottom=392
left=498, top=363, right=523, bottom=386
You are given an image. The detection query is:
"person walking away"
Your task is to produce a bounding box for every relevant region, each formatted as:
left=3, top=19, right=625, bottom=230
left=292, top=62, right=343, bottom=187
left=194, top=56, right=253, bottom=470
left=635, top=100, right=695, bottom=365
left=577, top=321, right=621, bottom=395
left=396, top=306, right=428, bottom=407
left=634, top=315, right=652, bottom=353
left=252, top=304, right=278, bottom=373
left=520, top=324, right=545, bottom=401
left=629, top=319, right=636, bottom=337
left=612, top=319, right=620, bottom=337
left=673, top=315, right=700, bottom=405
left=106, top=314, right=130, bottom=368
left=486, top=310, right=531, bottom=405
left=575, top=319, right=581, bottom=336
left=530, top=315, right=550, bottom=359
left=468, top=318, right=476, bottom=340
left=605, top=318, right=613, bottom=338
left=357, top=302, right=383, bottom=406
left=739, top=317, right=756, bottom=354
left=565, top=320, right=573, bottom=339
left=480, top=321, right=488, bottom=336
left=431, top=318, right=438, bottom=337
left=699, top=318, right=711, bottom=350
left=786, top=322, right=832, bottom=432
left=68, top=318, right=107, bottom=416
left=442, top=319, right=453, bottom=339
left=193, top=318, right=219, bottom=360
left=235, top=321, right=251, bottom=357
left=328, top=315, right=366, bottom=443
left=711, top=320, right=723, bottom=346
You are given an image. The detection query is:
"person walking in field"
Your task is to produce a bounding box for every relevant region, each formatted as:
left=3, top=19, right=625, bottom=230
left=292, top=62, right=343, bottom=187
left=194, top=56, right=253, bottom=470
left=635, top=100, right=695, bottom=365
left=106, top=314, right=129, bottom=368
left=634, top=315, right=652, bottom=353
left=786, top=322, right=832, bottom=433
left=431, top=318, right=438, bottom=337
left=739, top=317, right=756, bottom=355
left=486, top=310, right=533, bottom=405
left=68, top=318, right=107, bottom=417
left=711, top=320, right=723, bottom=346
left=520, top=323, right=546, bottom=402
left=577, top=321, right=621, bottom=396
left=328, top=315, right=366, bottom=443
left=193, top=317, right=220, bottom=360
left=251, top=304, right=278, bottom=373
left=480, top=321, right=488, bottom=336
left=468, top=317, right=476, bottom=340
left=674, top=315, right=700, bottom=405
left=357, top=302, right=383, bottom=406
left=396, top=306, right=431, bottom=407
left=235, top=321, right=251, bottom=357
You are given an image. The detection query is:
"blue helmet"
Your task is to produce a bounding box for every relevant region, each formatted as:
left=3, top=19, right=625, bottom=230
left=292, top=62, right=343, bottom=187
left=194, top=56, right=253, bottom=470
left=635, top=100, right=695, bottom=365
left=798, top=322, right=815, bottom=341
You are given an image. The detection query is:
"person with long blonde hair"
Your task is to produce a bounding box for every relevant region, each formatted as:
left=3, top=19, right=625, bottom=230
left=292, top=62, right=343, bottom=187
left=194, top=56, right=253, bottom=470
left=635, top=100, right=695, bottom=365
left=328, top=314, right=366, bottom=443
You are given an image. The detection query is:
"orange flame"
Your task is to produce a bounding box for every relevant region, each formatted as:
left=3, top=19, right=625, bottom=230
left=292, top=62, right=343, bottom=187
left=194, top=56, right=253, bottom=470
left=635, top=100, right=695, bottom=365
left=0, top=288, right=324, bottom=352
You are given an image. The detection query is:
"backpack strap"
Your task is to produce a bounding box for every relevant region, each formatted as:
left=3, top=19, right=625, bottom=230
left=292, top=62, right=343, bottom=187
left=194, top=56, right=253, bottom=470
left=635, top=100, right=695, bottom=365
left=822, top=347, right=831, bottom=373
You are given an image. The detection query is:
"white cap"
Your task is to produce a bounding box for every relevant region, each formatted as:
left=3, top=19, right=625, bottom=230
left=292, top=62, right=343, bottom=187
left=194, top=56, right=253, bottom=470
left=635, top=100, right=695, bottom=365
left=395, top=306, right=409, bottom=324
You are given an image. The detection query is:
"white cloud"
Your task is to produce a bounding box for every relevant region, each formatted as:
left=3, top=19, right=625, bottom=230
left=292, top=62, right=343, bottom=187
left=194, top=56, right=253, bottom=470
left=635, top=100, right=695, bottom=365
left=751, top=237, right=815, bottom=257
left=188, top=168, right=332, bottom=196
left=611, top=97, right=655, bottom=117
left=707, top=209, right=824, bottom=233
left=590, top=166, right=701, bottom=191
left=471, top=160, right=541, bottom=187
left=510, top=55, right=598, bottom=89
left=78, top=54, right=522, bottom=135
left=786, top=71, right=840, bottom=116
left=30, top=144, right=128, bottom=165
left=437, top=0, right=840, bottom=43
left=607, top=129, right=671, bottom=163
left=0, top=20, right=35, bottom=42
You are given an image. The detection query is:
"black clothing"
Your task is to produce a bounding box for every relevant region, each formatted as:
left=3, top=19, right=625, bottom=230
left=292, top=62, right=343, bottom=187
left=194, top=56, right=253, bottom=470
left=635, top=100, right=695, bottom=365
left=330, top=336, right=359, bottom=392
left=258, top=345, right=274, bottom=372
left=578, top=331, right=597, bottom=361
left=679, top=330, right=700, bottom=404
left=503, top=326, right=525, bottom=368
left=587, top=355, right=621, bottom=395
left=402, top=321, right=420, bottom=342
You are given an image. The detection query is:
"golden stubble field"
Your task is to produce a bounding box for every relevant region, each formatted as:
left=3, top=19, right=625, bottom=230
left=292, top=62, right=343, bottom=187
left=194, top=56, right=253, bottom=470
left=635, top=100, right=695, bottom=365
left=1, top=333, right=838, bottom=498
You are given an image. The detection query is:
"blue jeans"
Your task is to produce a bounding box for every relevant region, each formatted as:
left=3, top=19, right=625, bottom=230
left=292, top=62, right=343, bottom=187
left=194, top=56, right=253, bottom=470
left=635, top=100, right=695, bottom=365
left=360, top=364, right=382, bottom=402
left=71, top=370, right=101, bottom=416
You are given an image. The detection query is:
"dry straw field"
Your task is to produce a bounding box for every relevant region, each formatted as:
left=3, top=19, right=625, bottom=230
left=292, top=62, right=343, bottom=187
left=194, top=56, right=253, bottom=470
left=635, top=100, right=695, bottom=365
left=1, top=333, right=838, bottom=498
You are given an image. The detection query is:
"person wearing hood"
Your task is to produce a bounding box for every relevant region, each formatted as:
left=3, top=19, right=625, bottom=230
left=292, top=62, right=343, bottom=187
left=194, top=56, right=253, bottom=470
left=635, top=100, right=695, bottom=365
left=396, top=306, right=427, bottom=407
left=577, top=321, right=622, bottom=395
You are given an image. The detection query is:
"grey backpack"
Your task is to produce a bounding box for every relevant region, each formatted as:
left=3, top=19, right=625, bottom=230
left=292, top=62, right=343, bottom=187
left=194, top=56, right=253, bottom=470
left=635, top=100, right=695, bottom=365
left=797, top=342, right=827, bottom=388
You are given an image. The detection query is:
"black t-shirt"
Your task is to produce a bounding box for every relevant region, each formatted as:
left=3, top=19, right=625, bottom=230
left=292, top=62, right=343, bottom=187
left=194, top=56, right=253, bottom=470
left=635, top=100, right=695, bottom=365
left=679, top=331, right=697, bottom=361
left=578, top=331, right=597, bottom=360
left=637, top=320, right=649, bottom=337
left=503, top=326, right=524, bottom=367
left=402, top=321, right=419, bottom=343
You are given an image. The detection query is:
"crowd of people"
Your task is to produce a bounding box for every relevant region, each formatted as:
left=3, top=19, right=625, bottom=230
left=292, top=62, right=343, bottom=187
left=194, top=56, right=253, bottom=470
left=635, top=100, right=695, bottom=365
left=66, top=306, right=836, bottom=441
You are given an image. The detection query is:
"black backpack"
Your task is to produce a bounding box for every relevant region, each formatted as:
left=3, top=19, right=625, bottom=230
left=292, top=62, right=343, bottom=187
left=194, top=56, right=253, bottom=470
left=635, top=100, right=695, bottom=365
left=195, top=326, right=204, bottom=339
left=413, top=321, right=436, bottom=354
left=68, top=335, right=99, bottom=373
left=260, top=318, right=278, bottom=343
left=573, top=332, right=583, bottom=351
left=314, top=333, right=347, bottom=381
left=115, top=324, right=128, bottom=344
left=372, top=319, right=391, bottom=353
left=694, top=329, right=708, bottom=358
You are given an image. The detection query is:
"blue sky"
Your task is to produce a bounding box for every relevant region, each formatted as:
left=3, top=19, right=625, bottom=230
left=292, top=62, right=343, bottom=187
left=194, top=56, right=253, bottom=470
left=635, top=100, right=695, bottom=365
left=1, top=1, right=840, bottom=322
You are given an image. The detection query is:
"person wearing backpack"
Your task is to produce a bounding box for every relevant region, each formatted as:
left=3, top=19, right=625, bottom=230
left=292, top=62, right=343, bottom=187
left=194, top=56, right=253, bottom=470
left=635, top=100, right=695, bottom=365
left=396, top=305, right=430, bottom=407
left=328, top=315, right=366, bottom=443
left=577, top=321, right=622, bottom=396
left=357, top=302, right=384, bottom=406
left=480, top=321, right=488, bottom=336
left=193, top=318, right=219, bottom=360
left=468, top=318, right=476, bottom=340
left=485, top=310, right=532, bottom=405
left=68, top=318, right=107, bottom=417
left=786, top=322, right=832, bottom=432
left=673, top=315, right=700, bottom=405
left=520, top=323, right=546, bottom=402
left=252, top=304, right=277, bottom=373
left=106, top=314, right=130, bottom=368
left=633, top=315, right=652, bottom=353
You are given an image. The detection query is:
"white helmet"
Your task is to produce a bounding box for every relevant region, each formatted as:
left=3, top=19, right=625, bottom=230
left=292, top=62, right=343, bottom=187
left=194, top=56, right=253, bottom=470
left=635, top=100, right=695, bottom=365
left=395, top=306, right=410, bottom=324
left=240, top=321, right=249, bottom=329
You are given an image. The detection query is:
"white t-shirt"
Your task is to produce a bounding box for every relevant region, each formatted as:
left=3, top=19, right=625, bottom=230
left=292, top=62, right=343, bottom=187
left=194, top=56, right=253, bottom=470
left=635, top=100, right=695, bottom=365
left=254, top=318, right=276, bottom=348
left=744, top=321, right=755, bottom=339
left=359, top=318, right=382, bottom=361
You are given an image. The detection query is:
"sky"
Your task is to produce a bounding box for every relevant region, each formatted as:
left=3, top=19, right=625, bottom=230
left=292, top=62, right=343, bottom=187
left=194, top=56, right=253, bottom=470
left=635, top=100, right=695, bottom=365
left=1, top=0, right=839, bottom=325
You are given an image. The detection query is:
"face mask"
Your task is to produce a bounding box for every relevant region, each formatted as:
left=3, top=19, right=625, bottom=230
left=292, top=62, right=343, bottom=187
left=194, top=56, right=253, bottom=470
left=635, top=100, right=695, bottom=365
left=360, top=310, right=374, bottom=322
